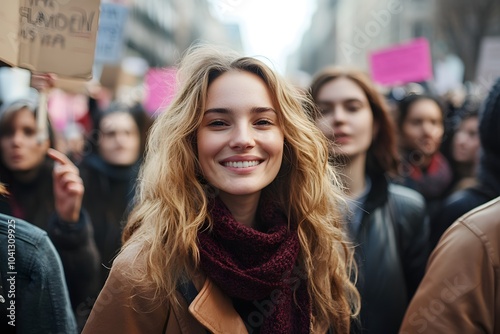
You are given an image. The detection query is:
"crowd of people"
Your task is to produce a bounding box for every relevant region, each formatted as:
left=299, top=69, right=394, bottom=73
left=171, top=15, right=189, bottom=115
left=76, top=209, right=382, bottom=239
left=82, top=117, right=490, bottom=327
left=0, top=44, right=499, bottom=333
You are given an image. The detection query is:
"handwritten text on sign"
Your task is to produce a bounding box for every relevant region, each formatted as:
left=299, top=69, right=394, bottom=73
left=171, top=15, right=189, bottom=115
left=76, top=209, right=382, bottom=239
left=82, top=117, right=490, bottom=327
left=19, top=0, right=97, bottom=50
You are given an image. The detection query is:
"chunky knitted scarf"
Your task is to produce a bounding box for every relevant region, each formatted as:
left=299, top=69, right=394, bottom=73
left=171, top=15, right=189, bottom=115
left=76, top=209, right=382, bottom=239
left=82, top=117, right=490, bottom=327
left=197, top=197, right=311, bottom=333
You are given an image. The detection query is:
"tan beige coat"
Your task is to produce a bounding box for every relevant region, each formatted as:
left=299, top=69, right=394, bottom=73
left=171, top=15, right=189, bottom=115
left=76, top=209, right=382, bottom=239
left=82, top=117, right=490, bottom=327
left=400, top=197, right=500, bottom=333
left=82, top=242, right=248, bottom=334
left=82, top=243, right=329, bottom=333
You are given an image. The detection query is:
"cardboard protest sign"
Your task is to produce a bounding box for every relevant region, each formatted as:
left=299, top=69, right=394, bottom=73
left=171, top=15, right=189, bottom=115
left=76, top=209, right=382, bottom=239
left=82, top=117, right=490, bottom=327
left=0, top=0, right=101, bottom=80
left=94, top=2, right=128, bottom=64
left=54, top=77, right=89, bottom=94
left=143, top=67, right=177, bottom=116
left=369, top=38, right=433, bottom=86
left=0, top=1, right=20, bottom=68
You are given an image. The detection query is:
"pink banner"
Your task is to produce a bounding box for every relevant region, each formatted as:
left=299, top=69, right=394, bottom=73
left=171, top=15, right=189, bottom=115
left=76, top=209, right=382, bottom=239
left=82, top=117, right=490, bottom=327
left=369, top=38, right=433, bottom=86
left=143, top=67, right=177, bottom=116
left=48, top=89, right=88, bottom=131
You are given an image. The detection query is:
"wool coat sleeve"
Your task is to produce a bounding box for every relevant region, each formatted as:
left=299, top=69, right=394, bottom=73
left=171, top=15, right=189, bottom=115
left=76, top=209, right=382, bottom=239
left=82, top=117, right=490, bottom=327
left=82, top=243, right=171, bottom=334
left=400, top=215, right=498, bottom=333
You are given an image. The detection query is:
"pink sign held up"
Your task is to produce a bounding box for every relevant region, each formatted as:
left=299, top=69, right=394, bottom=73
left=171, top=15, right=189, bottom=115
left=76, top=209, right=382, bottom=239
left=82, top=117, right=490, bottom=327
left=369, top=38, right=433, bottom=86
left=143, top=67, right=177, bottom=116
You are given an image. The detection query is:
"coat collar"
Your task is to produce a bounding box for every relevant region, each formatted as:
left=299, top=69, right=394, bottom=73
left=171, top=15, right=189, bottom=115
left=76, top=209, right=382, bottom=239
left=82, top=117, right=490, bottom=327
left=188, top=276, right=248, bottom=334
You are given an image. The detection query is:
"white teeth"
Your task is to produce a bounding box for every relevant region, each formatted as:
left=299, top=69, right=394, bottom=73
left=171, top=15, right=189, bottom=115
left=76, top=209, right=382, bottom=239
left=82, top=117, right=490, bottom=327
left=223, top=161, right=260, bottom=168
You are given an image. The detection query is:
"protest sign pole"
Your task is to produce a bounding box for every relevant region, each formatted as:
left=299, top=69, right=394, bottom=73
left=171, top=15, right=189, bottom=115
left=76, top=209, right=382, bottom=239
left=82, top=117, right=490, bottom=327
left=37, top=89, right=49, bottom=144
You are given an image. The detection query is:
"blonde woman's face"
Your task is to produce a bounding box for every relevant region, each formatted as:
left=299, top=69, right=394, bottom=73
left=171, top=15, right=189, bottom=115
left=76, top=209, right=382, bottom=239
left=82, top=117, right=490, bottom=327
left=197, top=71, right=284, bottom=205
left=315, top=77, right=375, bottom=159
left=0, top=108, right=49, bottom=172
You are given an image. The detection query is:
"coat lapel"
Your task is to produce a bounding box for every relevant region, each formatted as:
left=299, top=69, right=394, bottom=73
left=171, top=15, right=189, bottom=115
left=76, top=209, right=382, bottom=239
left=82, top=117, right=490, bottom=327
left=189, top=278, right=248, bottom=334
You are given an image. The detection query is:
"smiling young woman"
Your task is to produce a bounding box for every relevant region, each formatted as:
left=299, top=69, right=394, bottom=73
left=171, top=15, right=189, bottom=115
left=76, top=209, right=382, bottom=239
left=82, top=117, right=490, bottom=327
left=83, top=46, right=360, bottom=334
left=196, top=70, right=285, bottom=228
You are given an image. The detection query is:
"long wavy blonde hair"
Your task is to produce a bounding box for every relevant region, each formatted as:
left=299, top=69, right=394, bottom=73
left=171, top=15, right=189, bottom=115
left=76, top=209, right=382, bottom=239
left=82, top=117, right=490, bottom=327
left=122, top=45, right=360, bottom=332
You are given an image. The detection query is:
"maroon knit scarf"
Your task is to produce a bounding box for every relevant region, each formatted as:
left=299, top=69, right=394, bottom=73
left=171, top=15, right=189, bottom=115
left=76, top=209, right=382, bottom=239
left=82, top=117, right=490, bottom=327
left=197, top=197, right=311, bottom=333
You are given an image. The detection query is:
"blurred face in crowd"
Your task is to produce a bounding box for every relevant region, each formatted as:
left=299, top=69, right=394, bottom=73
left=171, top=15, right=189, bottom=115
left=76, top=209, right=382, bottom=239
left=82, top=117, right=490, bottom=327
left=400, top=98, right=444, bottom=157
left=98, top=112, right=140, bottom=166
left=197, top=70, right=284, bottom=205
left=452, top=116, right=480, bottom=164
left=315, top=77, right=375, bottom=160
left=0, top=107, right=50, bottom=172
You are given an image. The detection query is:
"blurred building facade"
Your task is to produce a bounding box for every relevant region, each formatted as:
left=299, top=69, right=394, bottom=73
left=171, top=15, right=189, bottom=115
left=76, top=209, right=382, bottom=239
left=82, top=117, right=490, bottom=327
left=292, top=0, right=436, bottom=76
left=124, top=0, right=242, bottom=67
left=291, top=0, right=500, bottom=87
left=93, top=0, right=243, bottom=110
left=288, top=0, right=339, bottom=77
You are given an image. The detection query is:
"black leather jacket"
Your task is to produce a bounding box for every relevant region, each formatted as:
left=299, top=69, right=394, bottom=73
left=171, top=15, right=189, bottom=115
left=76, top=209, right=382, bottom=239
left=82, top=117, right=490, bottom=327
left=350, top=173, right=430, bottom=334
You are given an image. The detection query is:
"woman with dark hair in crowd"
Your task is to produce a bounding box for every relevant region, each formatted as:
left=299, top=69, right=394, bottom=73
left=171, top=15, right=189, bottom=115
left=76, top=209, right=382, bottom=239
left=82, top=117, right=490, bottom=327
left=447, top=107, right=480, bottom=193
left=310, top=67, right=429, bottom=334
left=395, top=94, right=452, bottom=219
left=79, top=102, right=150, bottom=290
left=0, top=96, right=100, bottom=329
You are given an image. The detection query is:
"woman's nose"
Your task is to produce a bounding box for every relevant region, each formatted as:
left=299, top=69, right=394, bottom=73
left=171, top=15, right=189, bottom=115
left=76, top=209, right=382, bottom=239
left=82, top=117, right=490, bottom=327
left=229, top=124, right=255, bottom=150
left=11, top=131, right=24, bottom=146
left=423, top=122, right=438, bottom=136
left=331, top=107, right=347, bottom=124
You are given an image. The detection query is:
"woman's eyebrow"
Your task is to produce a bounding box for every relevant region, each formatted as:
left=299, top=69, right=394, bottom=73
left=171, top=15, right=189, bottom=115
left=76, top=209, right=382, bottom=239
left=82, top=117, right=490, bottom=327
left=318, top=98, right=364, bottom=105
left=251, top=107, right=276, bottom=114
left=204, top=107, right=276, bottom=114
left=204, top=107, right=230, bottom=115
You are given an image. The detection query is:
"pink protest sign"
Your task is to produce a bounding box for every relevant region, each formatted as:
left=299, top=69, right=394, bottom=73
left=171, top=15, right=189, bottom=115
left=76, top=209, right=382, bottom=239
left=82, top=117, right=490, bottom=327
left=369, top=38, right=433, bottom=86
left=48, top=89, right=88, bottom=131
left=143, top=67, right=177, bottom=116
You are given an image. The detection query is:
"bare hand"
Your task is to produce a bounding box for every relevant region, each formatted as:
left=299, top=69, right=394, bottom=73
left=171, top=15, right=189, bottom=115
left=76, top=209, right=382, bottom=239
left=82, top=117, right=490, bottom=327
left=31, top=73, right=57, bottom=92
left=48, top=148, right=84, bottom=223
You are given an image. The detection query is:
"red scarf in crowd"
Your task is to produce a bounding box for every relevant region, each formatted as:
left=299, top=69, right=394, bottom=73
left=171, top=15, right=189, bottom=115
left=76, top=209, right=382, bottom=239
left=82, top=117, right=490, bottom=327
left=197, top=197, right=311, bottom=333
left=402, top=151, right=452, bottom=199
